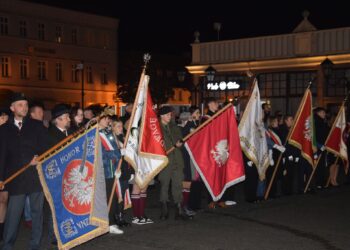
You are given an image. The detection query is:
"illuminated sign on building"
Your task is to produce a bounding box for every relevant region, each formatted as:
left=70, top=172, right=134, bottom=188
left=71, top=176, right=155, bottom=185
left=207, top=81, right=240, bottom=90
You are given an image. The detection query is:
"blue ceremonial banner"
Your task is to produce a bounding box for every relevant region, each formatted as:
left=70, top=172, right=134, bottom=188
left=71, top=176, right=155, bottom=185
left=37, top=126, right=109, bottom=250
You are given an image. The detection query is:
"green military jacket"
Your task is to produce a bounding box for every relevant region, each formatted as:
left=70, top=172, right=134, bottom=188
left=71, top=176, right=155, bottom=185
left=160, top=121, right=185, bottom=170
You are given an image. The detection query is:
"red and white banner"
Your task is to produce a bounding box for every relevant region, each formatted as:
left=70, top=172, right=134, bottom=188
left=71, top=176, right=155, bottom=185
left=125, top=73, right=168, bottom=189
left=325, top=105, right=349, bottom=173
left=288, top=89, right=317, bottom=167
left=185, top=106, right=245, bottom=201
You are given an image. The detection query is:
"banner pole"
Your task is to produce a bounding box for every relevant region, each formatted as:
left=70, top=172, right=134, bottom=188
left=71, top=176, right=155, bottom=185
left=166, top=103, right=233, bottom=155
left=108, top=54, right=150, bottom=212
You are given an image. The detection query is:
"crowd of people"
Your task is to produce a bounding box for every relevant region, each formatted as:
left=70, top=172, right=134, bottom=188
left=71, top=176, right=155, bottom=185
left=0, top=92, right=349, bottom=249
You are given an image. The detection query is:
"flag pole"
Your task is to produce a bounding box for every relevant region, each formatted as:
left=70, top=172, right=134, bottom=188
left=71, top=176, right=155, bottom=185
left=264, top=79, right=314, bottom=199
left=108, top=53, right=151, bottom=211
left=166, top=103, right=233, bottom=155
left=325, top=156, right=339, bottom=188
left=303, top=92, right=349, bottom=193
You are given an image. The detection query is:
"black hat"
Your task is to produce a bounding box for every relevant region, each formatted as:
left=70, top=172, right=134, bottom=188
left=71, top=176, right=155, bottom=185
left=158, top=106, right=173, bottom=116
left=51, top=104, right=70, bottom=119
left=0, top=107, right=10, bottom=116
left=206, top=97, right=217, bottom=105
left=313, top=107, right=326, bottom=114
left=10, top=92, right=27, bottom=104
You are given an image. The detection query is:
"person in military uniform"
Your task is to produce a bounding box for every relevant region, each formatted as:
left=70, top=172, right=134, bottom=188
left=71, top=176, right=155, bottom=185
left=0, top=92, right=49, bottom=250
left=158, top=106, right=188, bottom=220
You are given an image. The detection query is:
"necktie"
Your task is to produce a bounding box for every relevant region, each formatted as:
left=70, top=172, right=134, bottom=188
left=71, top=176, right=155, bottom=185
left=63, top=130, right=68, bottom=136
left=18, top=122, right=22, bottom=130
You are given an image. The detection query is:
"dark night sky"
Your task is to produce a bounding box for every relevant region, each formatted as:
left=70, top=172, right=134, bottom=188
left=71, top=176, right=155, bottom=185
left=27, top=0, right=350, bottom=55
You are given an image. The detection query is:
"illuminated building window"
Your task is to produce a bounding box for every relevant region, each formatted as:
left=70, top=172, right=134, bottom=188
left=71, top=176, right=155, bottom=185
left=0, top=17, right=8, bottom=35
left=38, top=23, right=45, bottom=40
left=101, top=67, right=108, bottom=84
left=56, top=62, right=63, bottom=81
left=55, top=26, right=62, bottom=43
left=71, top=28, right=77, bottom=44
left=19, top=20, right=27, bottom=37
left=71, top=64, right=79, bottom=82
left=38, top=61, right=47, bottom=80
left=1, top=57, right=10, bottom=77
left=20, top=59, right=28, bottom=79
left=86, top=66, right=93, bottom=83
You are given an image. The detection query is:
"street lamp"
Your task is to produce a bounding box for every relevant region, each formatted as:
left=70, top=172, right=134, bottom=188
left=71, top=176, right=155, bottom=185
left=321, top=58, right=334, bottom=79
left=76, top=62, right=84, bottom=109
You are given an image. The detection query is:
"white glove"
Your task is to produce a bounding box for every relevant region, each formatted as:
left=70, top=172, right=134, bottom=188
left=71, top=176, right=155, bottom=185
left=295, top=157, right=300, bottom=163
left=314, top=154, right=318, bottom=160
left=120, top=148, right=126, bottom=156
left=128, top=174, right=135, bottom=183
left=247, top=161, right=253, bottom=167
left=273, top=144, right=286, bottom=153
left=288, top=156, right=293, bottom=161
left=283, top=170, right=287, bottom=176
left=282, top=158, right=285, bottom=164
left=114, top=169, right=121, bottom=179
left=269, top=149, right=274, bottom=166
left=320, top=145, right=325, bottom=151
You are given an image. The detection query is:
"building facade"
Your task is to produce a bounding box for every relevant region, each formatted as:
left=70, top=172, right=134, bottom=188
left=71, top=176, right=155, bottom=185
left=187, top=13, right=350, bottom=116
left=0, top=0, right=118, bottom=109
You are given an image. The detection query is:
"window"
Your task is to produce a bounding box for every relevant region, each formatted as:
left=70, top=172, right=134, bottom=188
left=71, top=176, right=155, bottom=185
left=20, top=59, right=28, bottom=79
left=258, top=71, right=316, bottom=98
left=71, top=64, right=79, bottom=82
left=55, top=26, right=62, bottom=43
left=38, top=23, right=45, bottom=40
left=38, top=61, right=46, bottom=80
left=86, top=66, right=93, bottom=83
left=71, top=28, right=77, bottom=44
left=19, top=20, right=27, bottom=37
left=56, top=62, right=63, bottom=81
left=101, top=67, right=107, bottom=84
left=0, top=17, right=8, bottom=35
left=1, top=57, right=10, bottom=77
left=325, top=68, right=350, bottom=97
left=289, top=72, right=316, bottom=96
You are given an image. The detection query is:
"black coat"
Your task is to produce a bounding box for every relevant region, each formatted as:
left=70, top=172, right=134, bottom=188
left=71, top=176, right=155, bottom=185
left=0, top=116, right=49, bottom=195
left=48, top=125, right=71, bottom=147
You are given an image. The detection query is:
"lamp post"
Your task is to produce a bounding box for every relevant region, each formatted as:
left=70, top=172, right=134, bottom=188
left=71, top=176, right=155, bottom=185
left=76, top=62, right=84, bottom=109
left=201, top=65, right=217, bottom=114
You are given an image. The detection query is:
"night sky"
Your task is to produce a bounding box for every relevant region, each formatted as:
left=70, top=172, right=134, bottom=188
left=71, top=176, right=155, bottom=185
left=27, top=0, right=350, bottom=55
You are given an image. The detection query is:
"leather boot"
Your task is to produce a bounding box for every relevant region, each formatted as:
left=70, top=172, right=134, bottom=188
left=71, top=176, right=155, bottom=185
left=174, top=203, right=189, bottom=220
left=160, top=202, right=169, bottom=220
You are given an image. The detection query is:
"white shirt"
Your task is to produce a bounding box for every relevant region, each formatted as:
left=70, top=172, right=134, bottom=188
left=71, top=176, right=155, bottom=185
left=14, top=119, right=23, bottom=129
left=57, top=126, right=68, bottom=136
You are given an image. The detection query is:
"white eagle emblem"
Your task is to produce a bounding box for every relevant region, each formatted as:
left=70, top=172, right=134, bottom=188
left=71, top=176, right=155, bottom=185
left=303, top=117, right=312, bottom=142
left=211, top=140, right=229, bottom=166
left=63, top=166, right=93, bottom=208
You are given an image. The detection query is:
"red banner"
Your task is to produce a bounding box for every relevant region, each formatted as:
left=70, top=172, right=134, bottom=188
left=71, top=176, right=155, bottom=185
left=185, top=106, right=245, bottom=201
left=288, top=89, right=317, bottom=167
left=140, top=89, right=166, bottom=156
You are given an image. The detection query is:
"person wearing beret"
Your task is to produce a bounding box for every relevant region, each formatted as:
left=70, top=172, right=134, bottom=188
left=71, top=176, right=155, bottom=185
left=158, top=105, right=189, bottom=220
left=0, top=92, right=49, bottom=250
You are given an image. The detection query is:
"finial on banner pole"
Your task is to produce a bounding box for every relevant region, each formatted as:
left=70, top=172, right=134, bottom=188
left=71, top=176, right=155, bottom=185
left=143, top=53, right=151, bottom=70
left=307, top=75, right=317, bottom=89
